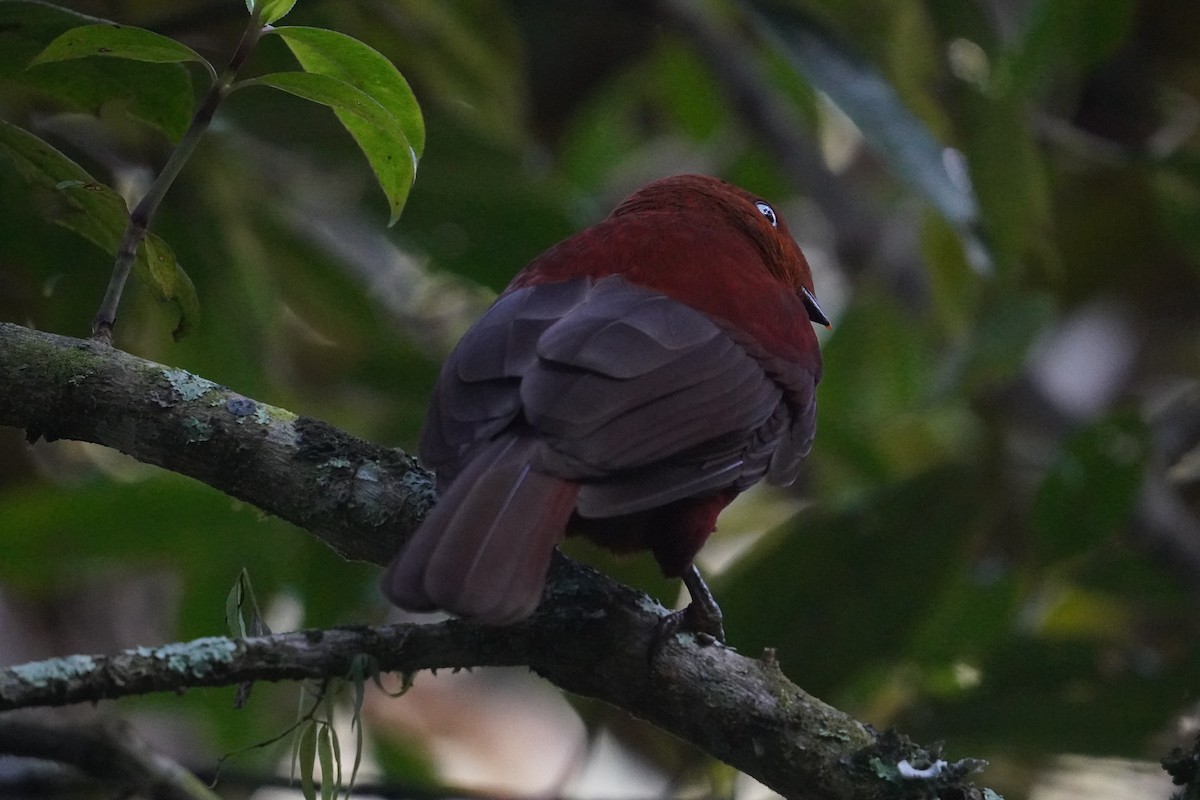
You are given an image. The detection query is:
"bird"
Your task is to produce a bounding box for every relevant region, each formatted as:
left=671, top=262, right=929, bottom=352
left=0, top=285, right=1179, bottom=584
left=382, top=174, right=826, bottom=639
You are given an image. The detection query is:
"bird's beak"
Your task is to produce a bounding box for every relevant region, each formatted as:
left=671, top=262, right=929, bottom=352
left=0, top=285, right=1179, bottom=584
left=801, top=286, right=831, bottom=328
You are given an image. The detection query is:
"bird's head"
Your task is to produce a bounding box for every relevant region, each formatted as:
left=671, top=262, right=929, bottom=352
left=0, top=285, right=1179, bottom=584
left=611, top=174, right=829, bottom=327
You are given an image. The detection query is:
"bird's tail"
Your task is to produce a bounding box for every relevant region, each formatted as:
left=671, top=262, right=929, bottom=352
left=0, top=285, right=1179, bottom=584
left=382, top=436, right=580, bottom=625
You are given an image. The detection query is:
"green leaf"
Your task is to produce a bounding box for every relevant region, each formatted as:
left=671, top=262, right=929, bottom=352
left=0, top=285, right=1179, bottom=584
left=246, top=0, right=296, bottom=26
left=0, top=120, right=199, bottom=336
left=243, top=69, right=419, bottom=224
left=30, top=22, right=213, bottom=77
left=271, top=26, right=425, bottom=156
left=225, top=575, right=247, bottom=639
left=30, top=61, right=193, bottom=140
left=225, top=568, right=269, bottom=640
left=329, top=722, right=343, bottom=797
left=298, top=720, right=318, bottom=800
left=1032, top=412, right=1150, bottom=565
left=317, top=724, right=336, bottom=800
left=270, top=25, right=424, bottom=226
left=143, top=233, right=201, bottom=341
left=0, top=2, right=194, bottom=138
left=347, top=688, right=364, bottom=798
left=755, top=6, right=987, bottom=265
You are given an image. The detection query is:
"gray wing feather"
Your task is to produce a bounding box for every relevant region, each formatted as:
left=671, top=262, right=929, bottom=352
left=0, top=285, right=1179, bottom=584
left=766, top=370, right=817, bottom=485
left=421, top=274, right=818, bottom=515
left=422, top=281, right=591, bottom=480
left=536, top=279, right=721, bottom=378
left=456, top=280, right=591, bottom=382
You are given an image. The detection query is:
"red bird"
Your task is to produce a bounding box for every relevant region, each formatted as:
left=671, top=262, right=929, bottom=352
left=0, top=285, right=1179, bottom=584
left=383, top=175, right=826, bottom=637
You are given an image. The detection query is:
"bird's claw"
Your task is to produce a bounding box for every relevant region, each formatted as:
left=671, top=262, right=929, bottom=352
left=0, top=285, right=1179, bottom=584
left=649, top=565, right=726, bottom=660
left=657, top=601, right=725, bottom=643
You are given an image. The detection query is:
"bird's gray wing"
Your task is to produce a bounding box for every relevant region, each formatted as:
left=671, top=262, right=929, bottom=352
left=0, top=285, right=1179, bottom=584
left=419, top=279, right=590, bottom=486
left=421, top=275, right=818, bottom=515
left=525, top=275, right=816, bottom=515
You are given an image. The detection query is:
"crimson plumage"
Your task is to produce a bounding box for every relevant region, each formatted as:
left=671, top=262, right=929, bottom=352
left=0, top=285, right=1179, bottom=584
left=383, top=175, right=825, bottom=628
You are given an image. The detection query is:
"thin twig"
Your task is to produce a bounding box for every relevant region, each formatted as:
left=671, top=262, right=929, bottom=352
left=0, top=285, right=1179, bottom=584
left=91, top=10, right=266, bottom=343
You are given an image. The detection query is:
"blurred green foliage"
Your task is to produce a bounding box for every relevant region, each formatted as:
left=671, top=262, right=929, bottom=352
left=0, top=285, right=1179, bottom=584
left=2, top=0, right=1200, bottom=797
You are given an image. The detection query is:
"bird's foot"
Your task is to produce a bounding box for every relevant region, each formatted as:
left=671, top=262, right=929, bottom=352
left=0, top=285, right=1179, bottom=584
left=650, top=565, right=726, bottom=658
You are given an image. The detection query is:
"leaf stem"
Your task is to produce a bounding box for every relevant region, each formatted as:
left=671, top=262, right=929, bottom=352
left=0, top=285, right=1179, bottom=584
left=91, top=11, right=266, bottom=342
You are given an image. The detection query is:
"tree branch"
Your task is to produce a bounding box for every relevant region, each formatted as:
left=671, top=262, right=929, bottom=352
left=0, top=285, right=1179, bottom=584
left=0, top=321, right=433, bottom=565
left=0, top=321, right=990, bottom=800
left=0, top=717, right=219, bottom=800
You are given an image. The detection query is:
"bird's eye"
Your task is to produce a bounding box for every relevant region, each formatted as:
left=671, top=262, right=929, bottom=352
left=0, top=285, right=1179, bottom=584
left=755, top=201, right=778, bottom=228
